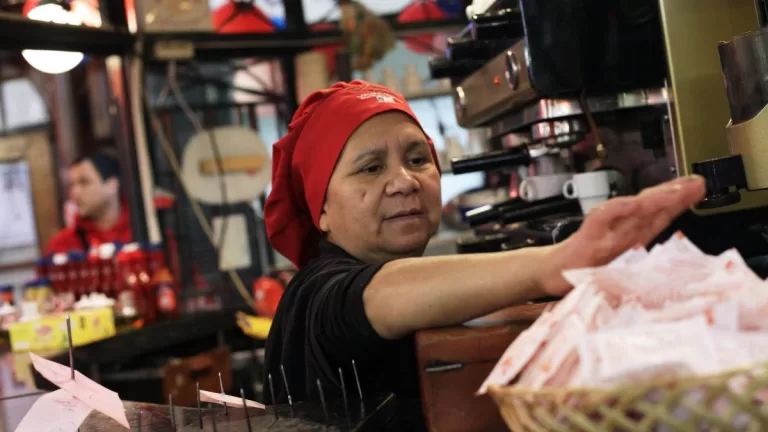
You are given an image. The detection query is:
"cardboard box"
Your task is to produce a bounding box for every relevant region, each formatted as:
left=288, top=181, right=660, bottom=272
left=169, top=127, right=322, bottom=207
left=9, top=308, right=116, bottom=352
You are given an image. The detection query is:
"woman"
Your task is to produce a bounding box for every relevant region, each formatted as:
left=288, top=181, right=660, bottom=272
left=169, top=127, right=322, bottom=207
left=262, top=81, right=705, bottom=407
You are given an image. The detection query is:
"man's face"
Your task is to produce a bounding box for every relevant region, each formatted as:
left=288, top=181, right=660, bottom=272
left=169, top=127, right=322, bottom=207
left=69, top=160, right=118, bottom=218
left=318, top=112, right=442, bottom=263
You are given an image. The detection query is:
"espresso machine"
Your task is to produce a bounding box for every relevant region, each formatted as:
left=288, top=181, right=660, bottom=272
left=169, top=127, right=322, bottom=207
left=431, top=0, right=672, bottom=254
left=431, top=0, right=768, bottom=265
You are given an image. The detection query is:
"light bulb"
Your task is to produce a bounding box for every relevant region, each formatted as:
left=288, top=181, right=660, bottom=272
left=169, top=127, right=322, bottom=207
left=22, top=3, right=85, bottom=75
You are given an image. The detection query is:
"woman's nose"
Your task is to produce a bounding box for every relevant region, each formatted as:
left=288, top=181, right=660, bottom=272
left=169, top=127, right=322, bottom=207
left=385, top=166, right=420, bottom=196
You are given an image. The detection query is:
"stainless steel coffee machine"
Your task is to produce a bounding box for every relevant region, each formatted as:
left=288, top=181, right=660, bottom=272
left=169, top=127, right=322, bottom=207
left=433, top=0, right=768, bottom=264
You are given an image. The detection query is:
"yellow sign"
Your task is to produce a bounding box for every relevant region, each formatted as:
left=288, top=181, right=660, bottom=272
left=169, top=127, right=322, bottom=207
left=9, top=308, right=116, bottom=353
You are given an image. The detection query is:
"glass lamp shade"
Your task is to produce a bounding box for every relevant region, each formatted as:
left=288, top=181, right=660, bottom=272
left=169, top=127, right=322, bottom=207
left=21, top=3, right=85, bottom=75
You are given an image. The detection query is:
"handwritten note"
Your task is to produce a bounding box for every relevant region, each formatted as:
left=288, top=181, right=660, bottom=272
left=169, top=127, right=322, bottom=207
left=199, top=390, right=265, bottom=409
left=15, top=389, right=92, bottom=432
left=30, top=353, right=129, bottom=428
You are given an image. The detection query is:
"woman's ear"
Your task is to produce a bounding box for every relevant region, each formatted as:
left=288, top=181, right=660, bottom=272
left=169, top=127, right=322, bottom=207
left=318, top=204, right=330, bottom=233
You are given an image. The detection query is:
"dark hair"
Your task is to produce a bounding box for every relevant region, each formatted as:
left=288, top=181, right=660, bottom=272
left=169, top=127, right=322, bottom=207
left=73, top=149, right=120, bottom=182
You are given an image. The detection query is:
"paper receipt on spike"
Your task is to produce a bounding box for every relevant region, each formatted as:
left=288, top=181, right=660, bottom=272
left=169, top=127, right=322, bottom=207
left=29, top=353, right=129, bottom=428
left=199, top=390, right=265, bottom=409
left=15, top=389, right=93, bottom=432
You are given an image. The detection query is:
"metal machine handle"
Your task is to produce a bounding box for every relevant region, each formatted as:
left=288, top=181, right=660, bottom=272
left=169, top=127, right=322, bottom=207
left=447, top=37, right=517, bottom=62
left=498, top=198, right=580, bottom=224
left=451, top=147, right=531, bottom=174
left=470, top=8, right=523, bottom=40
left=428, top=56, right=487, bottom=81
left=466, top=196, right=568, bottom=227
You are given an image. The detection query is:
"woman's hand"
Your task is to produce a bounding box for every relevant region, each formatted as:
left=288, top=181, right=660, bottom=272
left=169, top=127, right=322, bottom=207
left=540, top=175, right=707, bottom=296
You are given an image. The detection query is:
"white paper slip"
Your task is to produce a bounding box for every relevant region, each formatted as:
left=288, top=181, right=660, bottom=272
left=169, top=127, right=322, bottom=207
left=15, top=389, right=93, bottom=432
left=199, top=390, right=265, bottom=409
left=29, top=353, right=129, bottom=428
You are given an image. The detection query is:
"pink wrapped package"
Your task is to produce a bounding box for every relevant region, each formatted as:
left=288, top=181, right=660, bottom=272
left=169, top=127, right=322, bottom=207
left=479, top=233, right=768, bottom=396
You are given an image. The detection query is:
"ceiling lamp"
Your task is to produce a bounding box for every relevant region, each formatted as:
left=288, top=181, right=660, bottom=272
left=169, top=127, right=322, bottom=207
left=21, top=0, right=84, bottom=75
left=212, top=0, right=275, bottom=34
left=397, top=0, right=447, bottom=54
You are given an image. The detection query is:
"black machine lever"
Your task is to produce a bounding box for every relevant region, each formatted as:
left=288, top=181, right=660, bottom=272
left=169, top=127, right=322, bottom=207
left=446, top=37, right=517, bottom=62
left=692, top=155, right=747, bottom=209
left=497, top=198, right=580, bottom=225
left=471, top=8, right=523, bottom=40
left=466, top=196, right=567, bottom=227
left=451, top=147, right=531, bottom=175
left=428, top=55, right=487, bottom=81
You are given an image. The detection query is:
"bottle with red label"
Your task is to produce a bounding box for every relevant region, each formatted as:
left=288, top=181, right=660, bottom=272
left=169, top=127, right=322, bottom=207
left=98, top=243, right=118, bottom=299
left=115, top=245, right=146, bottom=327
left=85, top=247, right=100, bottom=295
left=135, top=246, right=155, bottom=325
left=50, top=253, right=72, bottom=310
left=35, top=257, right=51, bottom=280
left=68, top=252, right=86, bottom=301
left=147, top=243, right=178, bottom=321
left=0, top=284, right=14, bottom=305
left=148, top=244, right=179, bottom=320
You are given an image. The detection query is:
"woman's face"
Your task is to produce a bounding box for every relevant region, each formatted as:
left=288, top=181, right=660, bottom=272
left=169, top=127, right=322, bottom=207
left=318, top=112, right=442, bottom=263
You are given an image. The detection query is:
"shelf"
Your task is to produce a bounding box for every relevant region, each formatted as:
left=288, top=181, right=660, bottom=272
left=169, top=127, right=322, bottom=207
left=145, top=16, right=468, bottom=61
left=0, top=12, right=132, bottom=56
left=144, top=30, right=340, bottom=61
left=0, top=11, right=466, bottom=61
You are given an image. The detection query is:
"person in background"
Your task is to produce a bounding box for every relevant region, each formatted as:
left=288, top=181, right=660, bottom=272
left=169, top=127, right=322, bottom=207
left=46, top=149, right=132, bottom=254
left=262, top=81, right=705, bottom=416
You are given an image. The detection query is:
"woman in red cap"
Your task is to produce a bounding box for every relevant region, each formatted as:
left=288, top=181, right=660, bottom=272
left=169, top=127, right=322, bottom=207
left=263, top=81, right=705, bottom=413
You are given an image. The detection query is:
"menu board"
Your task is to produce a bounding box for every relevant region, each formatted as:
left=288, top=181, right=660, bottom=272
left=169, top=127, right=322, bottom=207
left=0, top=161, right=37, bottom=249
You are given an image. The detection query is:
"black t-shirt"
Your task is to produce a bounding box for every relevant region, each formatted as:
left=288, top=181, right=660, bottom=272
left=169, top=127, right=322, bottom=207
left=263, top=240, right=420, bottom=406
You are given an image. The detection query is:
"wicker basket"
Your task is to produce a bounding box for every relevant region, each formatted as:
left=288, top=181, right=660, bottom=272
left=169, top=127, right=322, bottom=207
left=488, top=363, right=768, bottom=432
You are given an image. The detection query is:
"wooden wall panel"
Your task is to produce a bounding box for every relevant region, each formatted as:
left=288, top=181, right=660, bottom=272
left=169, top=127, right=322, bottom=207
left=0, top=131, right=62, bottom=255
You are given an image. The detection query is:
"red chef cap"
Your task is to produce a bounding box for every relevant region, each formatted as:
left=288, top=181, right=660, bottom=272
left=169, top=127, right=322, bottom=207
left=265, top=80, right=440, bottom=268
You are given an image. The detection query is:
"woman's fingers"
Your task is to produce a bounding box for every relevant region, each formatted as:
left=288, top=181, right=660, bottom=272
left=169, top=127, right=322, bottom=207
left=580, top=196, right=638, bottom=236
left=633, top=176, right=706, bottom=245
left=578, top=176, right=706, bottom=252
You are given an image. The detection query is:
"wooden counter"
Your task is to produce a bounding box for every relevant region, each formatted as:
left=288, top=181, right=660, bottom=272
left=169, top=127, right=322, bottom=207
left=415, top=302, right=552, bottom=432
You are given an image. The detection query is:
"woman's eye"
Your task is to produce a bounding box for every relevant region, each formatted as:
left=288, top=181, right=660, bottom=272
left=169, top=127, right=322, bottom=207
left=361, top=164, right=382, bottom=174
left=409, top=156, right=427, bottom=166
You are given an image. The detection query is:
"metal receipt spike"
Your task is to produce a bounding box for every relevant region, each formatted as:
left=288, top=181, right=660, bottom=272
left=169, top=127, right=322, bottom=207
left=210, top=403, right=218, bottom=432
left=0, top=390, right=46, bottom=401
left=169, top=393, right=176, bottom=429
left=218, top=372, right=228, bottom=415
left=66, top=315, right=74, bottom=380
left=352, top=359, right=365, bottom=413
left=268, top=373, right=278, bottom=419
left=280, top=364, right=294, bottom=410
left=317, top=379, right=329, bottom=424
left=352, top=360, right=363, bottom=400
left=240, top=388, right=253, bottom=432
left=196, top=382, right=203, bottom=430
left=338, top=368, right=348, bottom=410
left=137, top=410, right=142, bottom=432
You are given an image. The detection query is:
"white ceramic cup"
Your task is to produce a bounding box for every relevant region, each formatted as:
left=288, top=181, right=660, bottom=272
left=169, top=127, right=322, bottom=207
left=519, top=173, right=573, bottom=202
left=562, top=170, right=622, bottom=214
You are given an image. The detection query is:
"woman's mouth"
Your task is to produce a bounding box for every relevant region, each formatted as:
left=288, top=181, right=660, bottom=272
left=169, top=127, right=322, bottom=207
left=385, top=210, right=424, bottom=222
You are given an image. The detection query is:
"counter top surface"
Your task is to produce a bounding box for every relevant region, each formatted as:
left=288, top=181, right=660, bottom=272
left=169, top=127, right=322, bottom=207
left=0, top=302, right=553, bottom=431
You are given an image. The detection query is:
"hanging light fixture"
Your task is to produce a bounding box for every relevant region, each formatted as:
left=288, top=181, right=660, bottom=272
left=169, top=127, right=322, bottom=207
left=21, top=0, right=85, bottom=75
